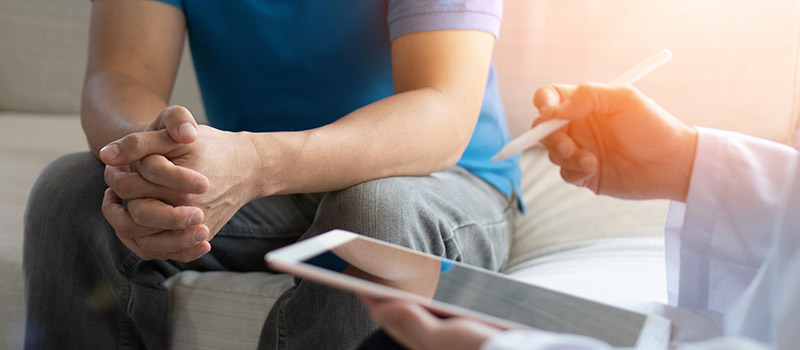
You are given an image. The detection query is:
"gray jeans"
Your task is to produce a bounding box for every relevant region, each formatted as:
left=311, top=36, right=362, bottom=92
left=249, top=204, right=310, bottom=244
left=24, top=152, right=516, bottom=349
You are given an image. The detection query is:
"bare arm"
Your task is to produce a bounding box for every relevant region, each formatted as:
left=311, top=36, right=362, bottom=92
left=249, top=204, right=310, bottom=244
left=81, top=0, right=186, bottom=155
left=247, top=30, right=496, bottom=196
left=97, top=28, right=497, bottom=261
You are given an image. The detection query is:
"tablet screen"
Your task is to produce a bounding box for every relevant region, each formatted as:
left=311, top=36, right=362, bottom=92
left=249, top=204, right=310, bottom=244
left=297, top=233, right=655, bottom=347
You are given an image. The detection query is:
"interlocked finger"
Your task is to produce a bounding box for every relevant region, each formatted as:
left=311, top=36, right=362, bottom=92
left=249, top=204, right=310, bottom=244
left=126, top=197, right=204, bottom=230
left=137, top=154, right=208, bottom=194
left=104, top=165, right=192, bottom=204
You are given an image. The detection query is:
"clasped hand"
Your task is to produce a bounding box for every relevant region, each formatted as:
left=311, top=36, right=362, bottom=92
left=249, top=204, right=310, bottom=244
left=99, top=106, right=257, bottom=262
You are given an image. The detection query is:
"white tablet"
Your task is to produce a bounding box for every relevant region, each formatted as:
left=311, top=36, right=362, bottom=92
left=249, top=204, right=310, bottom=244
left=264, top=230, right=670, bottom=348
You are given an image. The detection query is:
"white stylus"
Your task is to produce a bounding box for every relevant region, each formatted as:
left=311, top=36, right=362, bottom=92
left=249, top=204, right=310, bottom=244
left=491, top=48, right=673, bottom=161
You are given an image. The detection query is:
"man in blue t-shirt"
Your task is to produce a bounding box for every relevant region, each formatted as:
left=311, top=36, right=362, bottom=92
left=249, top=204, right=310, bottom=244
left=24, top=0, right=521, bottom=348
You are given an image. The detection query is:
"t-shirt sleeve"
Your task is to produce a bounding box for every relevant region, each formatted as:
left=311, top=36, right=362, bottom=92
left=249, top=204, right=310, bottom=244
left=387, top=0, right=503, bottom=40
left=150, top=0, right=183, bottom=11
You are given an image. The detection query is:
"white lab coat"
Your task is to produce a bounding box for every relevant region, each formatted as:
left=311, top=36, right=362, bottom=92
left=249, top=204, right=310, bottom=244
left=482, top=127, right=800, bottom=350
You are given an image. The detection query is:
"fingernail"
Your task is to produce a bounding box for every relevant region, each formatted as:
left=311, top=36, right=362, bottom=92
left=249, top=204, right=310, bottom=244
left=193, top=178, right=208, bottom=194
left=99, top=143, right=120, bottom=161
left=189, top=212, right=203, bottom=226
left=177, top=123, right=197, bottom=138
left=194, top=229, right=207, bottom=243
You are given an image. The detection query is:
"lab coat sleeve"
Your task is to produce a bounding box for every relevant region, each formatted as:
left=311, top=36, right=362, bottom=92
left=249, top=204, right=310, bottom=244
left=665, top=127, right=797, bottom=313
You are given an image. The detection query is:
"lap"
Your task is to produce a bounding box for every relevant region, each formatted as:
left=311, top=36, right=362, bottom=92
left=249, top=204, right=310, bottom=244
left=30, top=153, right=514, bottom=273
left=307, top=166, right=516, bottom=270
left=191, top=166, right=515, bottom=272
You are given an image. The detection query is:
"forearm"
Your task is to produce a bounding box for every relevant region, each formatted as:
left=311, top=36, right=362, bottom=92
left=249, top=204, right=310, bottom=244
left=82, top=0, right=186, bottom=156
left=248, top=87, right=479, bottom=196
left=81, top=71, right=170, bottom=155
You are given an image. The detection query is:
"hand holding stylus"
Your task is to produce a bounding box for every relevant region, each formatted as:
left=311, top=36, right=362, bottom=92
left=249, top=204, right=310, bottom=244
left=492, top=49, right=673, bottom=161
left=533, top=80, right=697, bottom=202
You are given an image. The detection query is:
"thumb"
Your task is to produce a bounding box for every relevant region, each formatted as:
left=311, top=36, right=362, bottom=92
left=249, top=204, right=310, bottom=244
left=152, top=105, right=198, bottom=144
left=370, top=300, right=440, bottom=348
left=532, top=83, right=577, bottom=127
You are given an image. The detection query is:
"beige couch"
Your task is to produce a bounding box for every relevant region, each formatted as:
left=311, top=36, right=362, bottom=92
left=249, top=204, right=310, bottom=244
left=2, top=0, right=798, bottom=348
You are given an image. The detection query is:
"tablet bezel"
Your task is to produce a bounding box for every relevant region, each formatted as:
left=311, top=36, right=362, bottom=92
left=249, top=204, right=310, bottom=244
left=264, top=229, right=670, bottom=348
left=265, top=230, right=531, bottom=330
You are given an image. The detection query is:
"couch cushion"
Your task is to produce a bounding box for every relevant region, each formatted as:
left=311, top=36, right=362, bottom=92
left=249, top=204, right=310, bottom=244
left=165, top=271, right=293, bottom=349
left=508, top=147, right=669, bottom=269
left=0, top=113, right=87, bottom=349
left=506, top=237, right=667, bottom=308
left=0, top=114, right=87, bottom=263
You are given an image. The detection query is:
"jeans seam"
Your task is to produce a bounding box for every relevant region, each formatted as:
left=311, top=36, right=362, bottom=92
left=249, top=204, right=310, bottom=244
left=115, top=252, right=140, bottom=349
left=116, top=253, right=140, bottom=276
left=119, top=281, right=134, bottom=350
left=277, top=297, right=290, bottom=350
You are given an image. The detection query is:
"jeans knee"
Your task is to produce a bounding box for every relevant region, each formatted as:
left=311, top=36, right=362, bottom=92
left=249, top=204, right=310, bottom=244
left=24, top=152, right=106, bottom=246
left=313, top=176, right=448, bottom=252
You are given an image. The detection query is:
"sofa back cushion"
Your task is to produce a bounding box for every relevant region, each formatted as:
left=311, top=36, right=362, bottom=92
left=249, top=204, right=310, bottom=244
left=0, top=0, right=204, bottom=119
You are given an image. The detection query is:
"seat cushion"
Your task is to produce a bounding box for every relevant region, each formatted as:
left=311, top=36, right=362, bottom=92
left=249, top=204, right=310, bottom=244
left=0, top=113, right=87, bottom=349
left=165, top=271, right=293, bottom=349
left=508, top=147, right=669, bottom=268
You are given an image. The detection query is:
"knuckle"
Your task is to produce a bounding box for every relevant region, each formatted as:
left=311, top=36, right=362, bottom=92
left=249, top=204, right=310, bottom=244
left=172, top=212, right=189, bottom=228
left=140, top=155, right=165, bottom=178
left=171, top=192, right=193, bottom=206
left=113, top=179, right=136, bottom=199
left=102, top=210, right=132, bottom=236
left=172, top=105, right=190, bottom=117
left=120, top=133, right=145, bottom=156
left=181, top=229, right=199, bottom=246
left=132, top=240, right=157, bottom=260
left=114, top=222, right=139, bottom=239
left=103, top=167, right=115, bottom=187
left=117, top=229, right=135, bottom=240
left=127, top=204, right=146, bottom=226
left=166, top=105, right=191, bottom=123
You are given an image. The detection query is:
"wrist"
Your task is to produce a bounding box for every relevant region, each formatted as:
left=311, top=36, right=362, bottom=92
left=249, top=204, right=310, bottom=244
left=239, top=131, right=300, bottom=199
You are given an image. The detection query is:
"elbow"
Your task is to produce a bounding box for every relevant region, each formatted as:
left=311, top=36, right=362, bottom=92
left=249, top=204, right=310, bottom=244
left=429, top=136, right=471, bottom=173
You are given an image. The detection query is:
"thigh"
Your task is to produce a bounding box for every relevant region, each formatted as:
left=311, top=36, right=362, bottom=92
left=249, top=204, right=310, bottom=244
left=306, top=166, right=517, bottom=271
left=176, top=193, right=324, bottom=272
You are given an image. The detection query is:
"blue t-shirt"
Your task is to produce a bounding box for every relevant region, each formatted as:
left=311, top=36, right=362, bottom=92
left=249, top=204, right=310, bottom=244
left=154, top=0, right=521, bottom=202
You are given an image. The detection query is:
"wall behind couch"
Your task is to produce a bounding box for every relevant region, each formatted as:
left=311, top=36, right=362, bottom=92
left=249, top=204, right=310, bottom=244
left=494, top=0, right=800, bottom=145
